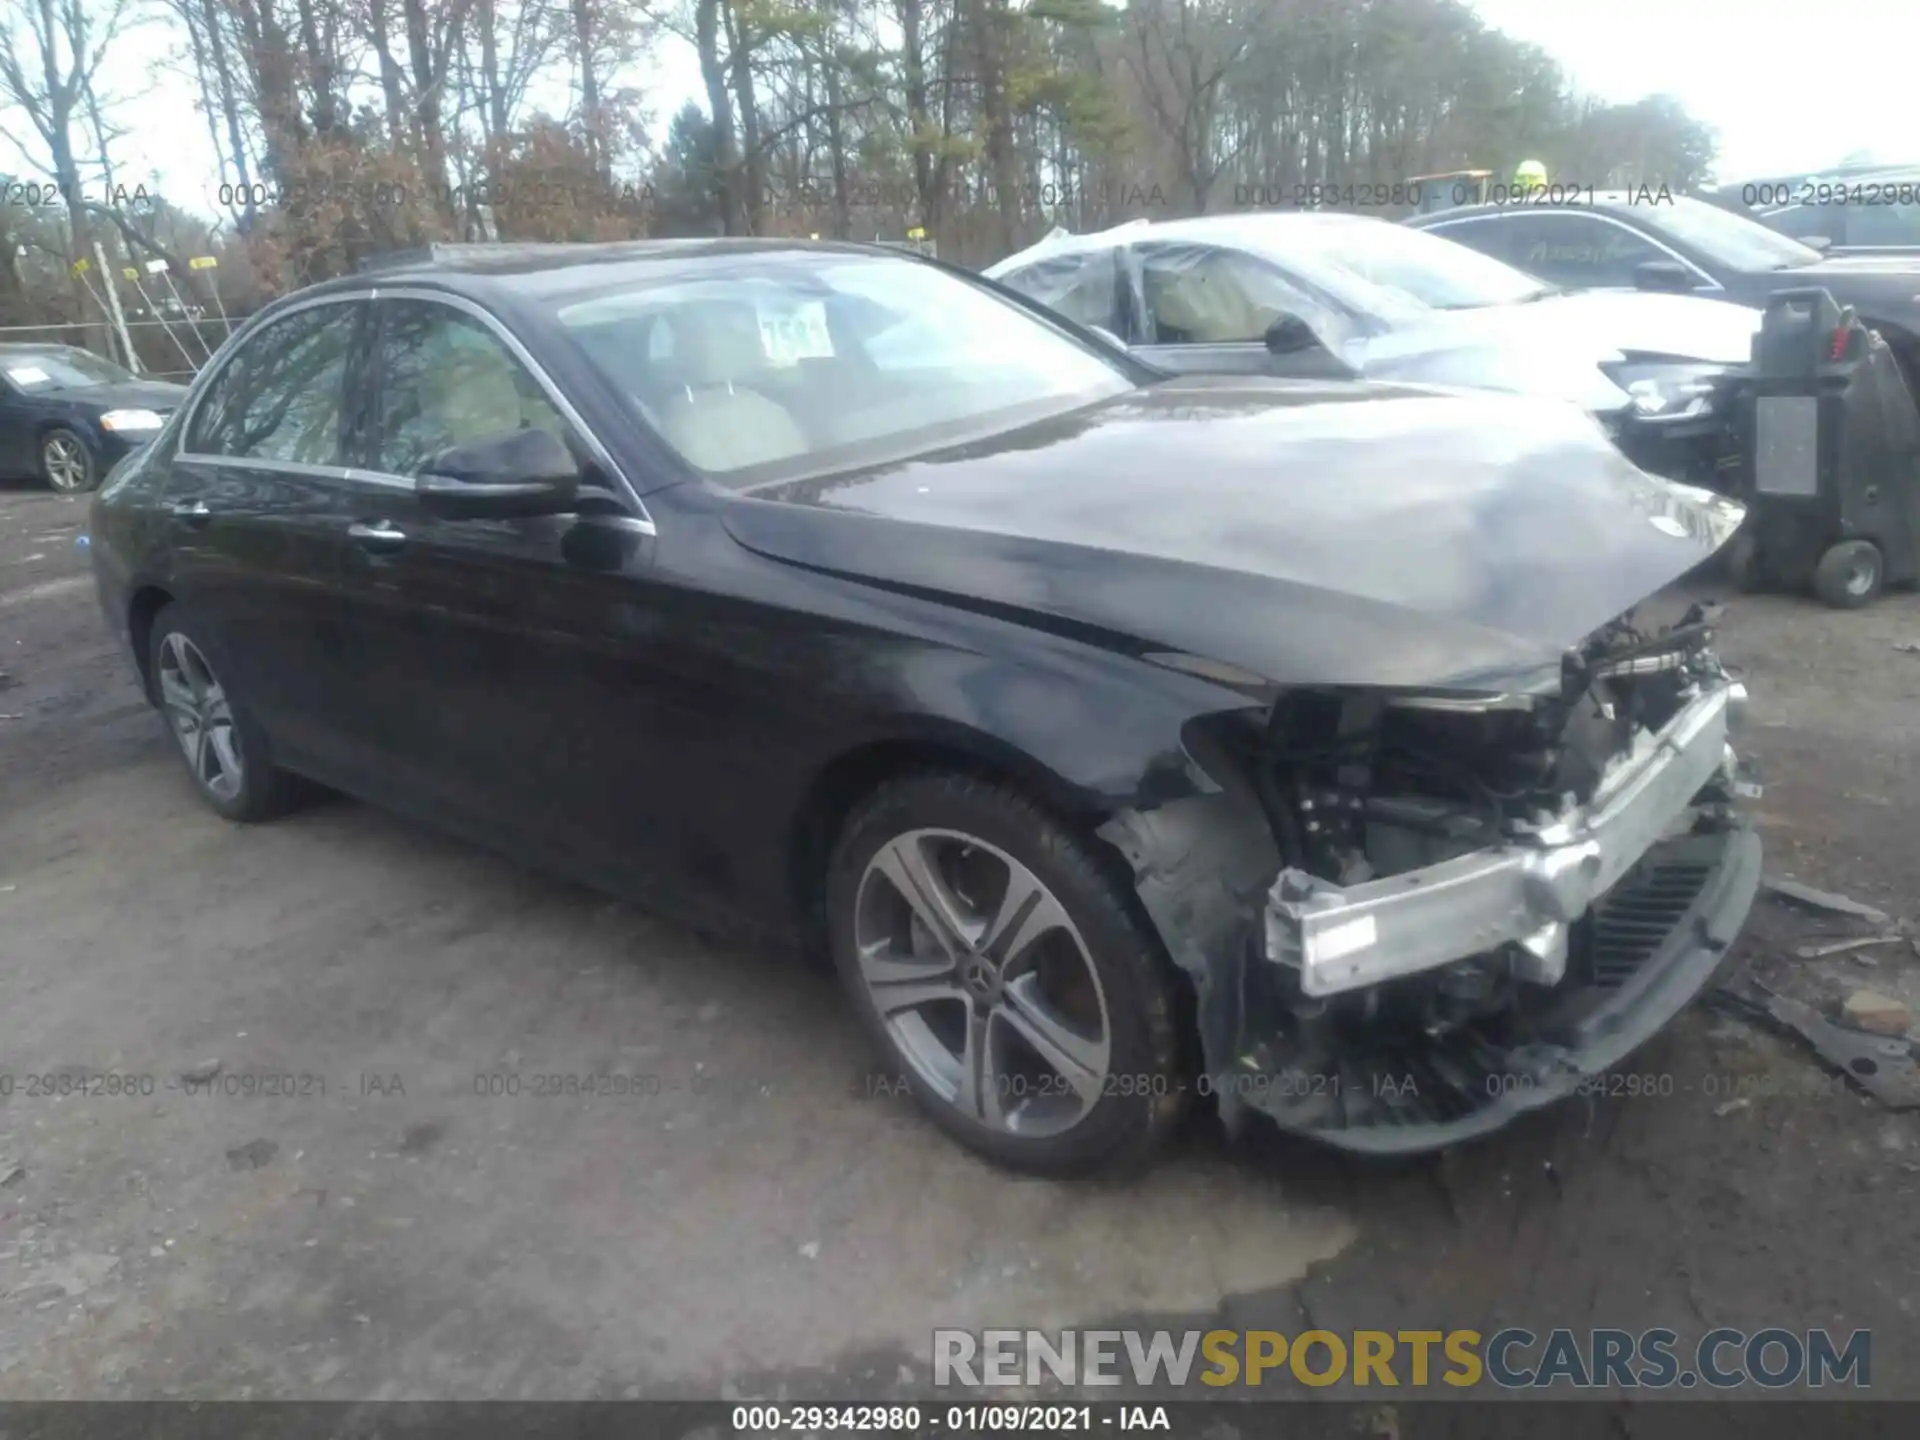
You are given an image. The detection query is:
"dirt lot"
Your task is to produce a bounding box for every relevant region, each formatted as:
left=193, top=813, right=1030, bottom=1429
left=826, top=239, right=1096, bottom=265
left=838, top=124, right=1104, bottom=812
left=4, top=476, right=1920, bottom=1409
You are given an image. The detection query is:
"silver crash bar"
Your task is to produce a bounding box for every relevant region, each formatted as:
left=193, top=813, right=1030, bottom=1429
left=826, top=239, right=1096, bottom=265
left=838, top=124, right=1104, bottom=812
left=1265, top=680, right=1739, bottom=998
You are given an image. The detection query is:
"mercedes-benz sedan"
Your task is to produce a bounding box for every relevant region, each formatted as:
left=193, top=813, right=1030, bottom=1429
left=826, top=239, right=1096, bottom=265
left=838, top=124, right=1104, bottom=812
left=89, top=240, right=1760, bottom=1172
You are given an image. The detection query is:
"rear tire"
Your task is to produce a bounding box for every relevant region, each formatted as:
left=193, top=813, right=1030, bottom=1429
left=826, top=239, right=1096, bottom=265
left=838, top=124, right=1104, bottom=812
left=1812, top=540, right=1883, bottom=609
left=826, top=772, right=1187, bottom=1176
left=147, top=603, right=311, bottom=822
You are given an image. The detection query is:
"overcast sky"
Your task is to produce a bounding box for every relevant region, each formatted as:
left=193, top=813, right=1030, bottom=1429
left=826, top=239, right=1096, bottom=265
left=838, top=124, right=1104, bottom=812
left=39, top=0, right=1913, bottom=228
left=1470, top=0, right=1910, bottom=180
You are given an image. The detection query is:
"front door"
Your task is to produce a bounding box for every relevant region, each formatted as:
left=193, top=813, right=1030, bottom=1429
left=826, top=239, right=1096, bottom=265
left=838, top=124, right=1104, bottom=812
left=327, top=294, right=701, bottom=906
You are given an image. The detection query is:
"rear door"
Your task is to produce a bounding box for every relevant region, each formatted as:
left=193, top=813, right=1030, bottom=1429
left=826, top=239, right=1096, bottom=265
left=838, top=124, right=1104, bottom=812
left=327, top=293, right=693, bottom=898
left=163, top=297, right=373, bottom=777
left=1123, top=241, right=1358, bottom=379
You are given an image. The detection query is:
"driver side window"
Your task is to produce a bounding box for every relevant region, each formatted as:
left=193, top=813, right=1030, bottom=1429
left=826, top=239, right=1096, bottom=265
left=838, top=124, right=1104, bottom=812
left=1134, top=243, right=1318, bottom=345
left=369, top=300, right=569, bottom=475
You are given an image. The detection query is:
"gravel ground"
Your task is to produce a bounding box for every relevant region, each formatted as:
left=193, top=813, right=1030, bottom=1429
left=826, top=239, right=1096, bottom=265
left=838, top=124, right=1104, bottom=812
left=3, top=476, right=1918, bottom=1411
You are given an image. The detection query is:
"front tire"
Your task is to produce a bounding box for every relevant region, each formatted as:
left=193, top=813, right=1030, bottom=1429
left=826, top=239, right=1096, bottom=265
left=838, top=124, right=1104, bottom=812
left=826, top=772, right=1187, bottom=1176
left=40, top=427, right=98, bottom=493
left=148, top=604, right=309, bottom=822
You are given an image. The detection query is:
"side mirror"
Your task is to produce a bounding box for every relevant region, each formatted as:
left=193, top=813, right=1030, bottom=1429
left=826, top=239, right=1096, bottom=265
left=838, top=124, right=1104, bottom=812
left=416, top=428, right=582, bottom=519
left=1264, top=314, right=1322, bottom=354
left=1803, top=235, right=1832, bottom=253
left=1632, top=260, right=1695, bottom=294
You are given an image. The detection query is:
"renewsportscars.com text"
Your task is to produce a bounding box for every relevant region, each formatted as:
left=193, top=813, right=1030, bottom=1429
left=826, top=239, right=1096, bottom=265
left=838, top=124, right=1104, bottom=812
left=932, top=1327, right=1870, bottom=1390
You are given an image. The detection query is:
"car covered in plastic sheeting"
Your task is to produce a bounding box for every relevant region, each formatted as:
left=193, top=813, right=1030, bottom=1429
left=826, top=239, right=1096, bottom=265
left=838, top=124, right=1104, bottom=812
left=986, top=213, right=1762, bottom=493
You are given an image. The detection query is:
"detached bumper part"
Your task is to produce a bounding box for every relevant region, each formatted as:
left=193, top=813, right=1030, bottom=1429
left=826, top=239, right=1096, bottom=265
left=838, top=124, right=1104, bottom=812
left=1266, top=680, right=1737, bottom=998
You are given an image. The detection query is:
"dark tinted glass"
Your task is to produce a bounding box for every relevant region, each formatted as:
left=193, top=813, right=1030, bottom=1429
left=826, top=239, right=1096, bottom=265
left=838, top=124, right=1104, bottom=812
left=1489, top=213, right=1665, bottom=288
left=370, top=300, right=568, bottom=475
left=185, top=304, right=359, bottom=464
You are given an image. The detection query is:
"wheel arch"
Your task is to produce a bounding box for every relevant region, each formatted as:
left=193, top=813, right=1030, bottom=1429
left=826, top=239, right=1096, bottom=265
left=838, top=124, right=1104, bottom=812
left=127, top=584, right=176, bottom=702
left=35, top=417, right=95, bottom=448
left=784, top=721, right=1119, bottom=954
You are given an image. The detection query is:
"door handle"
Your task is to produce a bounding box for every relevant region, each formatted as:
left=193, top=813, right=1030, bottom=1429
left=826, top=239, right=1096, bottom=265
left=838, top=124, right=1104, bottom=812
left=347, top=520, right=407, bottom=553
left=168, top=499, right=212, bottom=528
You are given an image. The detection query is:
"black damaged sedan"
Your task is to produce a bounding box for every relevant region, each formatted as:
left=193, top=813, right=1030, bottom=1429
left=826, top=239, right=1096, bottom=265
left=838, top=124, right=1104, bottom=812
left=88, top=240, right=1761, bottom=1172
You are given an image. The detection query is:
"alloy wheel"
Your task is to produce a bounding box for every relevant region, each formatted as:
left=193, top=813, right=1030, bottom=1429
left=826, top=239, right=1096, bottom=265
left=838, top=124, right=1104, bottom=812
left=156, top=632, right=244, bottom=801
left=1845, top=553, right=1878, bottom=597
left=853, top=828, right=1113, bottom=1138
left=42, top=433, right=91, bottom=492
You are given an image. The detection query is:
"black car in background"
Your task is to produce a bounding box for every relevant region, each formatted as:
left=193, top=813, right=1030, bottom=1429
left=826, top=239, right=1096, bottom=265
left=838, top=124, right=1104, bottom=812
left=1727, top=168, right=1920, bottom=256
left=88, top=240, right=1758, bottom=1171
left=0, top=344, right=188, bottom=492
left=1408, top=195, right=1920, bottom=390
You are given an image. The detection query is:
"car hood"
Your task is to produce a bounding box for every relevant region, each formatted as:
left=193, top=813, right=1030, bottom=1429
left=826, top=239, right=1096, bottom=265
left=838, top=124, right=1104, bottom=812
left=1347, top=290, right=1762, bottom=409
left=40, top=379, right=189, bottom=410
left=720, top=377, right=1745, bottom=692
left=1769, top=255, right=1920, bottom=316
left=1798, top=253, right=1920, bottom=277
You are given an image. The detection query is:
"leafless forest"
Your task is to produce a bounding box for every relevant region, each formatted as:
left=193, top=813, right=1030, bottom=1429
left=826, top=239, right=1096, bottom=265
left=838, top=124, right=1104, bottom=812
left=0, top=0, right=1716, bottom=354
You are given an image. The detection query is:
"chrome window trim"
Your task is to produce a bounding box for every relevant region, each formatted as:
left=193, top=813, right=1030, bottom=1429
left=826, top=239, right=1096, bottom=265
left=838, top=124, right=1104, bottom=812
left=368, top=286, right=654, bottom=535
left=173, top=452, right=407, bottom=490
left=174, top=284, right=656, bottom=535
left=1424, top=210, right=1718, bottom=290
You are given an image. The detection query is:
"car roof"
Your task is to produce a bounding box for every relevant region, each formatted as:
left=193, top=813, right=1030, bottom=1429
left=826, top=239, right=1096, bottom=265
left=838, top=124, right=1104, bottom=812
left=294, top=237, right=915, bottom=305
left=1413, top=193, right=1670, bottom=225
left=989, top=211, right=1391, bottom=268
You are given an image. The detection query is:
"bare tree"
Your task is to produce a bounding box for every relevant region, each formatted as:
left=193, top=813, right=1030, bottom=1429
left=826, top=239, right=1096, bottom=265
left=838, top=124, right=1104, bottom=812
left=0, top=0, right=141, bottom=262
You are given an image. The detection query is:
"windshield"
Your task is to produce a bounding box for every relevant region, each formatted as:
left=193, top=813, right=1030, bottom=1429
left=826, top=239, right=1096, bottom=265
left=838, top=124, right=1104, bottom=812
left=1241, top=219, right=1554, bottom=315
left=3, top=348, right=135, bottom=390
left=1640, top=196, right=1821, bottom=271
left=554, top=254, right=1132, bottom=480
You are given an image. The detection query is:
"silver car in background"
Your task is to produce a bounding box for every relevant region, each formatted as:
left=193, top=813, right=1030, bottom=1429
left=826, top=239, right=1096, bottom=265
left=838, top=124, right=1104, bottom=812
left=987, top=213, right=1765, bottom=489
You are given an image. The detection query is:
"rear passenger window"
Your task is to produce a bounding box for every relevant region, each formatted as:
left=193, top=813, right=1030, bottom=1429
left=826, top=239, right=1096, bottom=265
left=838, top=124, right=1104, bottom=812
left=185, top=304, right=360, bottom=465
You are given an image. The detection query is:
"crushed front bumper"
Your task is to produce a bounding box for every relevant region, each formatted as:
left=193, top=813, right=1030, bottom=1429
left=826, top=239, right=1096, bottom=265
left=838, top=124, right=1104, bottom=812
left=1266, top=679, right=1745, bottom=998
left=1243, top=676, right=1760, bottom=1154
left=1286, top=822, right=1759, bottom=1153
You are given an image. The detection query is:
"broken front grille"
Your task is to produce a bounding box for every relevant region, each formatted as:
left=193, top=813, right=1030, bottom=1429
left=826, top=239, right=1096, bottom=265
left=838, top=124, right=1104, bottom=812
left=1588, top=857, right=1715, bottom=987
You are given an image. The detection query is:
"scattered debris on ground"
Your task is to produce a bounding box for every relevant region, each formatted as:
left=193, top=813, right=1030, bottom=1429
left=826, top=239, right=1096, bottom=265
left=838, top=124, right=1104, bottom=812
left=1762, top=876, right=1894, bottom=926
left=224, top=1138, right=279, bottom=1171
left=1842, top=988, right=1913, bottom=1036
left=1715, top=981, right=1920, bottom=1109
left=1796, top=934, right=1904, bottom=960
